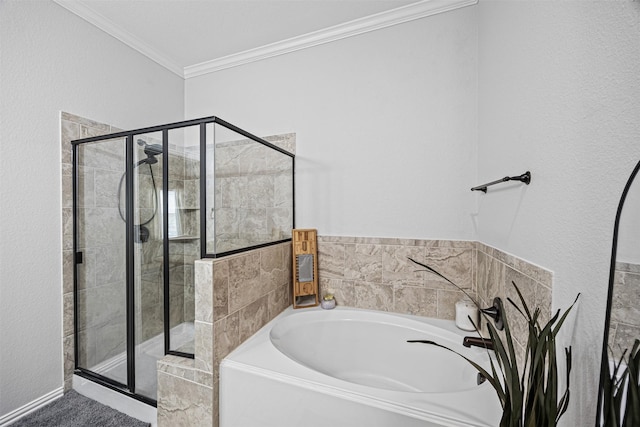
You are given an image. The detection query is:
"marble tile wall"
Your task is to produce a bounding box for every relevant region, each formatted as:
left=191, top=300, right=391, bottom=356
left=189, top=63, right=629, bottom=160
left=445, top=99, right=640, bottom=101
left=156, top=355, right=213, bottom=427
left=208, top=133, right=295, bottom=254
left=608, top=262, right=640, bottom=360
left=165, top=152, right=199, bottom=349
left=133, top=136, right=199, bottom=345
left=61, top=112, right=125, bottom=391
left=183, top=156, right=201, bottom=331
left=317, top=237, right=553, bottom=364
left=316, top=236, right=477, bottom=319
left=157, top=241, right=292, bottom=427
left=476, top=242, right=553, bottom=364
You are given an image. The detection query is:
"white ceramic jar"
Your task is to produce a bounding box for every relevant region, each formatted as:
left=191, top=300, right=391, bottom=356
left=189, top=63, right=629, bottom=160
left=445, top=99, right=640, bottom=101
left=455, top=298, right=479, bottom=331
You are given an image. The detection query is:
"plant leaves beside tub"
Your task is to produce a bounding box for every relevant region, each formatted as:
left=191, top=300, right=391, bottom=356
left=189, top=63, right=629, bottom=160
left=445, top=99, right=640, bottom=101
left=407, top=257, right=580, bottom=427
left=601, top=339, right=640, bottom=427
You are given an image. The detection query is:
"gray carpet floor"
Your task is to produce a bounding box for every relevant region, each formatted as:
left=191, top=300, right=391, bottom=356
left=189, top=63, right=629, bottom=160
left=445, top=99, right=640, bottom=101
left=11, top=391, right=150, bottom=427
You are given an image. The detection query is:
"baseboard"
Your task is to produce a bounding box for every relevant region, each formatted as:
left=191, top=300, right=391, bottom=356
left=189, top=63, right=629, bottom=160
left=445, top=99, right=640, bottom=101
left=0, top=387, right=64, bottom=426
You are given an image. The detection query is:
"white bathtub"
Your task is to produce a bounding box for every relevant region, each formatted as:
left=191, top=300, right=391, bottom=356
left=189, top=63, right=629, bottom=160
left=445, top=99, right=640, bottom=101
left=220, top=306, right=502, bottom=427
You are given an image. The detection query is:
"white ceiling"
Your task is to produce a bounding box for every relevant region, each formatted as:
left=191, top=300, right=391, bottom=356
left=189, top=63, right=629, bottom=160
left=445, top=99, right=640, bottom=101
left=54, top=0, right=473, bottom=77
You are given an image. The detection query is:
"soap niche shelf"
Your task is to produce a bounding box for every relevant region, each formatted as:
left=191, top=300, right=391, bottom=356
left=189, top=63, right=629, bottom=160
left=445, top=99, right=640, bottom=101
left=169, top=207, right=200, bottom=243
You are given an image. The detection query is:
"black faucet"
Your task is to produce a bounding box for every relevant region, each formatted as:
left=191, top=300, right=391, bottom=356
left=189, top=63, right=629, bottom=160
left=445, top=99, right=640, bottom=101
left=460, top=298, right=503, bottom=350
left=463, top=336, right=494, bottom=350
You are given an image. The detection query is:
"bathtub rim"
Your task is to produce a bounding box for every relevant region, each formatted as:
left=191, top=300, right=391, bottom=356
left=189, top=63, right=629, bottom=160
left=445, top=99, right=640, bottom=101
left=269, top=306, right=490, bottom=393
left=221, top=305, right=502, bottom=427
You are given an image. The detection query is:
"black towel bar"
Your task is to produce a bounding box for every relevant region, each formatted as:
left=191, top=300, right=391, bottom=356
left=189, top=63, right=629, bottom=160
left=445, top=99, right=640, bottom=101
left=471, top=171, right=531, bottom=193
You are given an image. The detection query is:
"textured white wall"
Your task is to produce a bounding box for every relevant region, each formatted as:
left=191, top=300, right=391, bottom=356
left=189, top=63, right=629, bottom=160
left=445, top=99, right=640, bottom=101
left=0, top=1, right=183, bottom=418
left=3, top=0, right=635, bottom=423
left=477, top=1, right=640, bottom=425
left=186, top=6, right=478, bottom=241
left=187, top=1, right=640, bottom=424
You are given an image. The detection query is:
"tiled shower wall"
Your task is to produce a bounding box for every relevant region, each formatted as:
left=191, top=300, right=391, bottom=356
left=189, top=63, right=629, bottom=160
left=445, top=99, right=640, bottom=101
left=165, top=150, right=200, bottom=347
left=61, top=112, right=123, bottom=390
left=131, top=141, right=200, bottom=346
left=208, top=133, right=295, bottom=254
left=60, top=112, right=198, bottom=388
left=609, top=261, right=640, bottom=359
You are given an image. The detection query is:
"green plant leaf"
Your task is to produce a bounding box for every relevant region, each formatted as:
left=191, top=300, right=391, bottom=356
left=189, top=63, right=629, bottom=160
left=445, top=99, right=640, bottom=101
left=406, top=339, right=505, bottom=402
left=623, top=339, right=640, bottom=426
left=406, top=258, right=578, bottom=427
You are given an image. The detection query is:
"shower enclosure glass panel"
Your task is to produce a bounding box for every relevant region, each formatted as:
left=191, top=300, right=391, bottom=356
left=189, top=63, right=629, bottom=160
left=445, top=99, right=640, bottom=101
left=166, top=126, right=200, bottom=354
left=209, top=123, right=293, bottom=254
left=74, top=132, right=171, bottom=403
left=75, top=137, right=128, bottom=387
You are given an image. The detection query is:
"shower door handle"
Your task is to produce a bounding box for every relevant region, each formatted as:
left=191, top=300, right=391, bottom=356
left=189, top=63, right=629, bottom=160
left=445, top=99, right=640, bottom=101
left=75, top=251, right=83, bottom=264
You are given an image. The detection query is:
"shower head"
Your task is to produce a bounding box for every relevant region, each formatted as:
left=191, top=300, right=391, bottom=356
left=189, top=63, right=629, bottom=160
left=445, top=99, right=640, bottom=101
left=144, top=143, right=163, bottom=157
left=137, top=139, right=163, bottom=164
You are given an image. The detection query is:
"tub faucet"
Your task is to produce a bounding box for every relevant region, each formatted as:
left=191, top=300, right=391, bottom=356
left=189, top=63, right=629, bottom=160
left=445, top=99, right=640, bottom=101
left=463, top=336, right=494, bottom=350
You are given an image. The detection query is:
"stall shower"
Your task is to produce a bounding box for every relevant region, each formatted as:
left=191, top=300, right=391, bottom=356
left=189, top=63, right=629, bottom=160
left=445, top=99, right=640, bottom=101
left=71, top=117, right=294, bottom=405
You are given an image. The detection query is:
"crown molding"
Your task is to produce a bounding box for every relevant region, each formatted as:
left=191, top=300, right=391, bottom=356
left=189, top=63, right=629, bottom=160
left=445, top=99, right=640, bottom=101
left=53, top=0, right=184, bottom=77
left=54, top=0, right=476, bottom=80
left=184, top=0, right=477, bottom=79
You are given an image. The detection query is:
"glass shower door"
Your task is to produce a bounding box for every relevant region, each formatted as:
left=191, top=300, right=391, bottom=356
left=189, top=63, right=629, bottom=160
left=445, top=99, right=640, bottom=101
left=75, top=137, right=128, bottom=387
left=132, top=132, right=164, bottom=400
left=74, top=133, right=166, bottom=403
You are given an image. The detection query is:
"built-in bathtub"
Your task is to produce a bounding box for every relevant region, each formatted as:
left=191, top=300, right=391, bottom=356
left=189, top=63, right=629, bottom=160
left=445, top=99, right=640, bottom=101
left=220, top=306, right=502, bottom=427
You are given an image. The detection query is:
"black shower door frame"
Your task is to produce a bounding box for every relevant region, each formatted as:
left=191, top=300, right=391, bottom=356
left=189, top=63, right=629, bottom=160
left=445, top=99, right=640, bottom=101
left=71, top=116, right=295, bottom=406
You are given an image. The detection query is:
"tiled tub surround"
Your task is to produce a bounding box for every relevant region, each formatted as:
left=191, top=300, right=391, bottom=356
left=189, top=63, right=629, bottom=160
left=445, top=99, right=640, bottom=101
left=317, top=237, right=553, bottom=363
left=475, top=242, right=553, bottom=364
left=608, top=261, right=640, bottom=360
left=157, top=242, right=292, bottom=427
left=176, top=236, right=548, bottom=426
left=317, top=237, right=478, bottom=319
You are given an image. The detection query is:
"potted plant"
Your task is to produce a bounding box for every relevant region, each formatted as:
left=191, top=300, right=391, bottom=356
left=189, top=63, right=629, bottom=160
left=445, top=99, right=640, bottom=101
left=408, top=257, right=579, bottom=427
left=601, top=339, right=640, bottom=426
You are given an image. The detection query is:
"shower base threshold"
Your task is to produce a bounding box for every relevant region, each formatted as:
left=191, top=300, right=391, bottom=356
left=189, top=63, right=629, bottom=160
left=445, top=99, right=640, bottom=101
left=72, top=322, right=194, bottom=426
left=73, top=374, right=157, bottom=427
left=90, top=322, right=195, bottom=399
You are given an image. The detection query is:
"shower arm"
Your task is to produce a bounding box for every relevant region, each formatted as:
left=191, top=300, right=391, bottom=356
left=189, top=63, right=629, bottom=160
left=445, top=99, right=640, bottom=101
left=471, top=171, right=531, bottom=193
